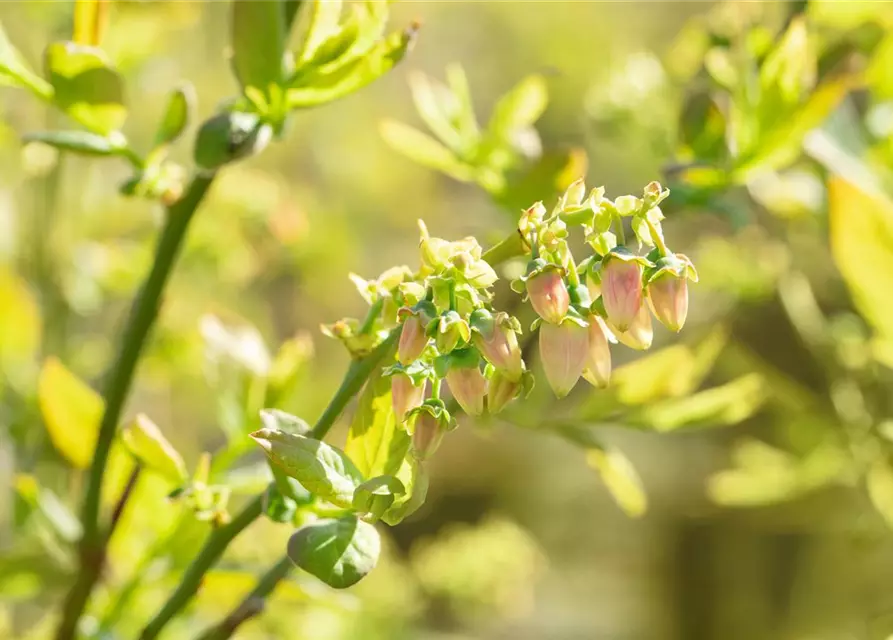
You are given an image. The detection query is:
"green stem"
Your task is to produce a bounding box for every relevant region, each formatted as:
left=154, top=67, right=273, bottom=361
left=55, top=173, right=216, bottom=640
left=358, top=298, right=384, bottom=335
left=138, top=495, right=264, bottom=640
left=431, top=378, right=442, bottom=401
left=645, top=217, right=669, bottom=257
left=196, top=556, right=293, bottom=640
left=614, top=214, right=626, bottom=247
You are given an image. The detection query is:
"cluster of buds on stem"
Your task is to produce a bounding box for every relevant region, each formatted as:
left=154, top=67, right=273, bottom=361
left=322, top=180, right=696, bottom=462
left=512, top=179, right=698, bottom=397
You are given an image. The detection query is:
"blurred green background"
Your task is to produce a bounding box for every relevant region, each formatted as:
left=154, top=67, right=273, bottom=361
left=4, top=1, right=893, bottom=638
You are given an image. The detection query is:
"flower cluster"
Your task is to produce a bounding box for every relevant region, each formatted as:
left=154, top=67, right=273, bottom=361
left=514, top=179, right=698, bottom=397
left=323, top=180, right=696, bottom=460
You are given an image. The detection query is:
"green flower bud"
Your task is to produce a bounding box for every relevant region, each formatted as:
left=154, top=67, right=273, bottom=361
left=486, top=369, right=533, bottom=414
left=406, top=402, right=453, bottom=461
left=538, top=318, right=588, bottom=398
left=610, top=302, right=653, bottom=351
left=435, top=310, right=471, bottom=354
left=647, top=272, right=688, bottom=332
left=193, top=111, right=272, bottom=171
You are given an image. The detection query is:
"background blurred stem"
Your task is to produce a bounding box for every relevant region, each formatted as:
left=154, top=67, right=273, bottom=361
left=55, top=172, right=217, bottom=640
left=196, top=556, right=293, bottom=640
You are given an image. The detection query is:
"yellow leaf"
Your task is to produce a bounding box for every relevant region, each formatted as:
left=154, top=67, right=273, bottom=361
left=828, top=177, right=893, bottom=342
left=73, top=0, right=110, bottom=47
left=867, top=459, right=893, bottom=529
left=0, top=267, right=41, bottom=367
left=585, top=446, right=647, bottom=518
left=38, top=357, right=103, bottom=468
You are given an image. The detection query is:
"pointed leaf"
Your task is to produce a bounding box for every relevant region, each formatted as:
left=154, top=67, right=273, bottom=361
left=22, top=130, right=116, bottom=156
left=287, top=515, right=380, bottom=588
left=296, top=0, right=344, bottom=63
left=287, top=22, right=418, bottom=108
left=44, top=41, right=126, bottom=134
left=345, top=371, right=410, bottom=478
left=380, top=119, right=474, bottom=182
left=585, top=445, right=647, bottom=518
left=121, top=414, right=187, bottom=484
left=828, top=177, right=893, bottom=342
left=155, top=82, right=195, bottom=147
left=0, top=21, right=52, bottom=96
left=487, top=74, right=548, bottom=141
left=231, top=0, right=286, bottom=94
left=251, top=428, right=364, bottom=508
left=0, top=267, right=41, bottom=369
left=380, top=455, right=428, bottom=526
left=38, top=357, right=102, bottom=468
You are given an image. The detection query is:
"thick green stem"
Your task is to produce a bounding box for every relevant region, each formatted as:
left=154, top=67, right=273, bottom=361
left=138, top=495, right=264, bottom=640
left=55, top=173, right=216, bottom=640
left=196, top=556, right=293, bottom=640
left=614, top=214, right=627, bottom=247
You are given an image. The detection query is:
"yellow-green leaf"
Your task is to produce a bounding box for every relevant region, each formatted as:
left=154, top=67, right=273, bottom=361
left=44, top=41, right=126, bottom=135
left=0, top=267, right=41, bottom=369
left=37, top=357, right=102, bottom=468
left=231, top=0, right=286, bottom=94
left=487, top=74, right=548, bottom=141
left=828, top=177, right=893, bottom=342
left=0, top=21, right=52, bottom=97
left=380, top=119, right=474, bottom=182
left=868, top=459, right=893, bottom=529
left=121, top=414, right=187, bottom=484
left=585, top=446, right=647, bottom=518
left=345, top=371, right=410, bottom=478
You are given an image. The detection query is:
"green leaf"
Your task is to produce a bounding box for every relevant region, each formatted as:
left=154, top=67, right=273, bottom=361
left=260, top=409, right=311, bottom=435
left=155, top=82, right=195, bottom=147
left=380, top=455, right=428, bottom=526
left=44, top=41, right=126, bottom=135
left=262, top=482, right=298, bottom=523
left=251, top=428, right=364, bottom=508
left=352, top=475, right=405, bottom=521
left=38, top=357, right=102, bottom=469
left=0, top=21, right=52, bottom=97
left=585, top=445, right=647, bottom=518
left=758, top=16, right=812, bottom=120
left=344, top=370, right=410, bottom=478
left=14, top=474, right=82, bottom=543
left=733, top=74, right=854, bottom=178
left=120, top=414, right=187, bottom=484
left=625, top=373, right=768, bottom=432
left=496, top=147, right=588, bottom=214
left=231, top=0, right=286, bottom=94
left=487, top=74, right=548, bottom=142
left=446, top=63, right=479, bottom=140
left=296, top=0, right=344, bottom=63
left=828, top=177, right=893, bottom=343
left=22, top=130, right=117, bottom=156
left=380, top=119, right=474, bottom=182
left=193, top=111, right=272, bottom=170
left=286, top=21, right=418, bottom=109
left=867, top=459, right=893, bottom=529
left=408, top=71, right=464, bottom=152
left=287, top=515, right=380, bottom=588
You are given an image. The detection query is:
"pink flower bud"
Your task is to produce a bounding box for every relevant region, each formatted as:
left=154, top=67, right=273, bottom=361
left=472, top=313, right=523, bottom=381
left=445, top=366, right=487, bottom=416
left=398, top=315, right=428, bottom=364
left=612, top=303, right=653, bottom=351
left=538, top=320, right=588, bottom=398
left=647, top=273, right=688, bottom=332
left=409, top=410, right=447, bottom=460
left=601, top=256, right=643, bottom=331
left=526, top=268, right=570, bottom=324
left=582, top=316, right=612, bottom=388
left=486, top=370, right=522, bottom=414
left=391, top=373, right=426, bottom=423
